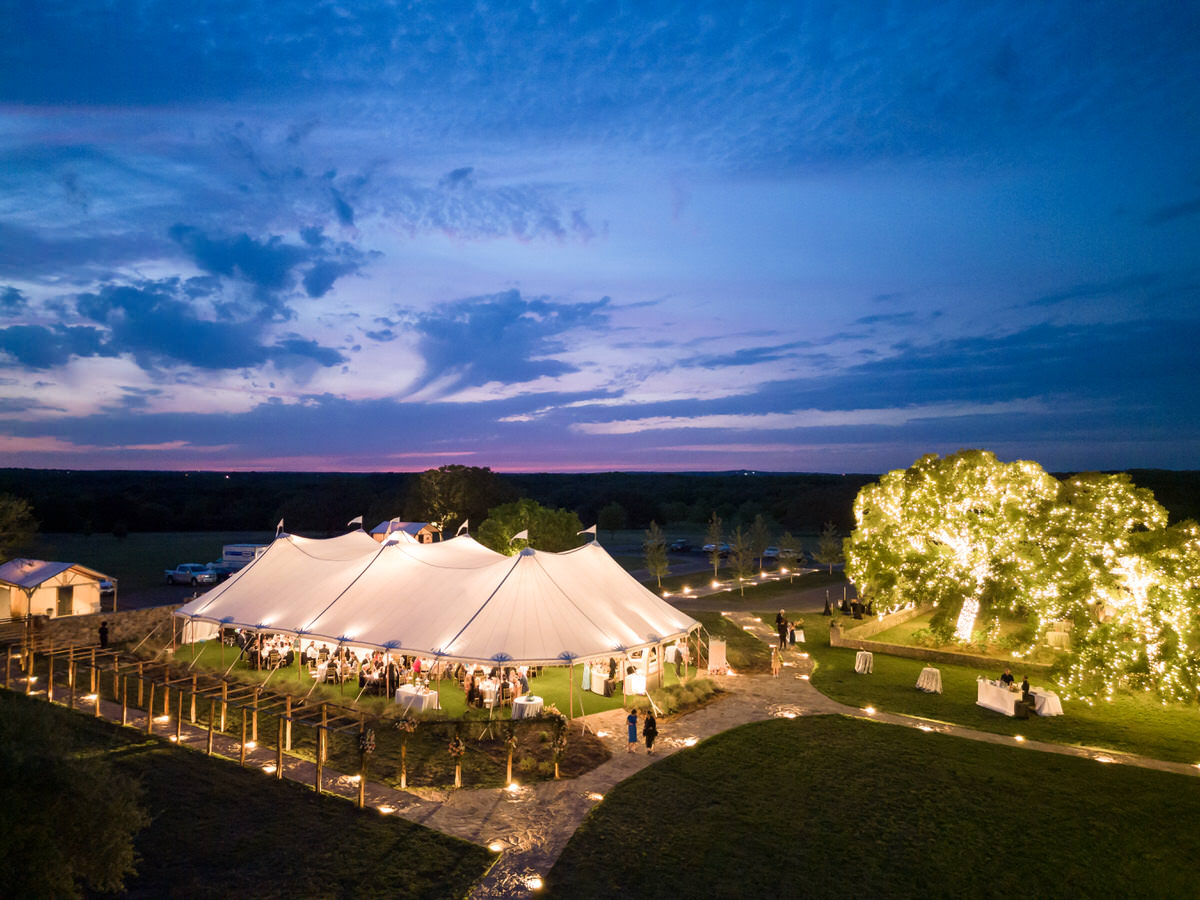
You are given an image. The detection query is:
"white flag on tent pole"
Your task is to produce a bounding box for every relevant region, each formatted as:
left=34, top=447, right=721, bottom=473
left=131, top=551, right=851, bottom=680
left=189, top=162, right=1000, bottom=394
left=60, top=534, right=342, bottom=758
left=578, top=523, right=598, bottom=543
left=385, top=517, right=400, bottom=536
left=456, top=519, right=469, bottom=536
left=347, top=515, right=363, bottom=528
left=276, top=519, right=284, bottom=536
left=510, top=529, right=529, bottom=543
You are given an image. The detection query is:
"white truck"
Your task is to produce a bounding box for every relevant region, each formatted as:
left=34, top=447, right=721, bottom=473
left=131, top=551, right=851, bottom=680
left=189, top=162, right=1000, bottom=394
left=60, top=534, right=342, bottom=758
left=207, top=543, right=268, bottom=579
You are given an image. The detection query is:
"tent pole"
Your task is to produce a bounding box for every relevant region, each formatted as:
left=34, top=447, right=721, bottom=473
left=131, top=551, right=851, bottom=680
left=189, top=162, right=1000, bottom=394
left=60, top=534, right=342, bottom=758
left=568, top=661, right=574, bottom=723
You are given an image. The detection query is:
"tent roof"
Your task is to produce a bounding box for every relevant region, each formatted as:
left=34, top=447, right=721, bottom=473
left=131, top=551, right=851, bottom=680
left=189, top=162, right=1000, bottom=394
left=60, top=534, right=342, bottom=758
left=0, top=558, right=109, bottom=589
left=176, top=533, right=697, bottom=665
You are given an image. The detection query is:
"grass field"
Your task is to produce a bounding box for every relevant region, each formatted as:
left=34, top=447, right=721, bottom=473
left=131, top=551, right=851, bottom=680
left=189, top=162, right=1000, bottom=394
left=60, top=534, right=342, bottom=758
left=763, top=612, right=1200, bottom=765
left=0, top=691, right=492, bottom=899
left=547, top=715, right=1200, bottom=898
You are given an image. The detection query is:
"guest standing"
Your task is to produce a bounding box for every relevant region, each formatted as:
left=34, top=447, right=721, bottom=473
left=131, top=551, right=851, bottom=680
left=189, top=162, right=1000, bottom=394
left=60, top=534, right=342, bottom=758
left=643, top=710, right=658, bottom=754
left=776, top=609, right=787, bottom=650
left=98, top=621, right=109, bottom=649
left=626, top=708, right=639, bottom=753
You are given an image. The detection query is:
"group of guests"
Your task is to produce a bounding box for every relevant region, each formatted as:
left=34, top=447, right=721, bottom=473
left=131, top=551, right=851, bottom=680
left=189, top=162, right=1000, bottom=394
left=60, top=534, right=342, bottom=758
left=458, top=663, right=532, bottom=708
left=234, top=631, right=296, bottom=669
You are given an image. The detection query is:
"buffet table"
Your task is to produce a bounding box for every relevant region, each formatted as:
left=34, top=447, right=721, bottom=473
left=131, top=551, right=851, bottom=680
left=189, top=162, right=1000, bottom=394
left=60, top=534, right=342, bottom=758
left=976, top=678, right=1022, bottom=716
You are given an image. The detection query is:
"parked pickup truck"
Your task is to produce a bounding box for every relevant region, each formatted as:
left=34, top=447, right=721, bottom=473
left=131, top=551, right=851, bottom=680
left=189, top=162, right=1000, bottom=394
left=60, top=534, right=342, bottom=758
left=165, top=563, right=218, bottom=586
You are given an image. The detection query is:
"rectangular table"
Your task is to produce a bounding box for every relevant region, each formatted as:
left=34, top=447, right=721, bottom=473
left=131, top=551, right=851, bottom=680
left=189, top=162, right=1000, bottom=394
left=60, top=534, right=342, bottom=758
left=1031, top=689, right=1064, bottom=716
left=976, top=678, right=1022, bottom=716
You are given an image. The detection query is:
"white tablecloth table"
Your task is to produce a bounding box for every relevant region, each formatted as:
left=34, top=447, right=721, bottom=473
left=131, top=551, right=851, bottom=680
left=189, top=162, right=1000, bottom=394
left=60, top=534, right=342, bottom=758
left=590, top=670, right=609, bottom=694
left=916, top=666, right=942, bottom=693
left=1031, top=689, right=1064, bottom=716
left=395, top=684, right=439, bottom=712
left=512, top=695, right=543, bottom=719
left=479, top=680, right=500, bottom=708
left=976, top=678, right=1022, bottom=716
left=854, top=650, right=874, bottom=674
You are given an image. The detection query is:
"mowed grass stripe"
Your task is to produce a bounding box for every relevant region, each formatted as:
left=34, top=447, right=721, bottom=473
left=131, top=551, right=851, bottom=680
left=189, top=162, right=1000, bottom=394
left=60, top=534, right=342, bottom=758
left=547, top=715, right=1200, bottom=899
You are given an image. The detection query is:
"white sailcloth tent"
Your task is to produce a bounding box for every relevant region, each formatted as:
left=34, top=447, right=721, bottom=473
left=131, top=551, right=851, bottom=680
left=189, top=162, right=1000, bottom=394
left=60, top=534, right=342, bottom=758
left=175, top=531, right=699, bottom=666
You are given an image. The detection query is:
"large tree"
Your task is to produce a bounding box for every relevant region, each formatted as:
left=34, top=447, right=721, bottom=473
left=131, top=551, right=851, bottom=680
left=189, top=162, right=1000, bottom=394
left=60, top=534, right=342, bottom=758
left=597, top=502, right=628, bottom=540
left=728, top=525, right=755, bottom=596
left=845, top=451, right=1200, bottom=699
left=0, top=493, right=37, bottom=557
left=814, top=521, right=844, bottom=574
left=416, top=466, right=515, bottom=534
left=749, top=514, right=771, bottom=570
left=476, top=499, right=584, bottom=555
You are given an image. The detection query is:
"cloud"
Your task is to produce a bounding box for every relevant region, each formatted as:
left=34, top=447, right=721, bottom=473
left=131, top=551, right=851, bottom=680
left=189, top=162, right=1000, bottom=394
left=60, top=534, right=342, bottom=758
left=1, top=287, right=29, bottom=316
left=0, top=222, right=170, bottom=281
left=1030, top=274, right=1161, bottom=307
left=404, top=290, right=611, bottom=395
left=72, top=278, right=346, bottom=373
left=0, top=324, right=114, bottom=369
left=680, top=340, right=811, bottom=369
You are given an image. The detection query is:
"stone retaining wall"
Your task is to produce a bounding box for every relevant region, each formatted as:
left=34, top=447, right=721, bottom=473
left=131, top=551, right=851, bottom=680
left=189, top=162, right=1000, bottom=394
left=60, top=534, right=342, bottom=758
left=32, top=604, right=183, bottom=648
left=830, top=608, right=1054, bottom=675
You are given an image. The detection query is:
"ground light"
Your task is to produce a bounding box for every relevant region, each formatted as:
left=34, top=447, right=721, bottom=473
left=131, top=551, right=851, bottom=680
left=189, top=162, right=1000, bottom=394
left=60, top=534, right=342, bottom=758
left=83, top=693, right=98, bottom=702
left=586, top=792, right=603, bottom=801
left=863, top=706, right=876, bottom=715
left=506, top=782, right=521, bottom=794
left=526, top=875, right=544, bottom=890
left=262, top=764, right=277, bottom=774
left=488, top=841, right=503, bottom=852
left=1014, top=735, right=1026, bottom=743
left=378, top=805, right=395, bottom=815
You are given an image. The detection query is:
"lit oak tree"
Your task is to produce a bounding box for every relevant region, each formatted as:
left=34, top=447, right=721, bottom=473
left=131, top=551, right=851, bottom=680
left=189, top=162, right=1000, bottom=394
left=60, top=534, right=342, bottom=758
left=477, top=499, right=584, bottom=555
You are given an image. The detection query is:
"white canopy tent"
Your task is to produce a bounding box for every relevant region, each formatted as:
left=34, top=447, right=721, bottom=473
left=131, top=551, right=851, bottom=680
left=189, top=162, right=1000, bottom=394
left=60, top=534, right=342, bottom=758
left=175, top=531, right=699, bottom=667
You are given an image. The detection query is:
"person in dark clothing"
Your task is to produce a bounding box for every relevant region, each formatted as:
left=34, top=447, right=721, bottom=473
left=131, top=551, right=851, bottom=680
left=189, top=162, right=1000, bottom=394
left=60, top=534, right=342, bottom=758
left=626, top=708, right=638, bottom=752
left=1000, top=668, right=1015, bottom=687
left=98, top=621, right=109, bottom=649
left=643, top=710, right=658, bottom=754
left=775, top=609, right=787, bottom=649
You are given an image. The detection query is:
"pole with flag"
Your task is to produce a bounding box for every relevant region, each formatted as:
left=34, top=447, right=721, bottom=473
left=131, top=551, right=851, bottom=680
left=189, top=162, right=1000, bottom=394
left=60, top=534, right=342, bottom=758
left=347, top=515, right=363, bottom=529
left=577, top=524, right=598, bottom=543
left=456, top=520, right=469, bottom=536
left=509, top=529, right=529, bottom=547
left=275, top=519, right=284, bottom=537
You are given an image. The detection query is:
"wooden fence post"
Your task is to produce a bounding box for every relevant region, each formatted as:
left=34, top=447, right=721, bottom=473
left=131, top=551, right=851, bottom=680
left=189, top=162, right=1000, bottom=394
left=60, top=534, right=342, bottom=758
left=252, top=686, right=260, bottom=742
left=4, top=645, right=11, bottom=690
left=276, top=717, right=284, bottom=780
left=145, top=682, right=155, bottom=734
left=68, top=658, right=76, bottom=709
left=46, top=652, right=54, bottom=703
left=320, top=703, right=328, bottom=764
left=190, top=675, right=197, bottom=723
left=93, top=667, right=101, bottom=717
left=176, top=691, right=183, bottom=742
left=284, top=695, right=292, bottom=750
left=121, top=677, right=128, bottom=726
left=315, top=726, right=323, bottom=794
left=240, top=707, right=247, bottom=766
left=207, top=699, right=215, bottom=755
left=220, top=682, right=227, bottom=732
left=137, top=662, right=144, bottom=706
left=25, top=648, right=33, bottom=695
left=89, top=648, right=97, bottom=693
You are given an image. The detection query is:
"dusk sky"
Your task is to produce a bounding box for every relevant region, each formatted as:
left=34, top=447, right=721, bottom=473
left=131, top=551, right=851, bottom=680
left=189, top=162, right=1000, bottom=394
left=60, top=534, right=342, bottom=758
left=1, top=1, right=1198, bottom=473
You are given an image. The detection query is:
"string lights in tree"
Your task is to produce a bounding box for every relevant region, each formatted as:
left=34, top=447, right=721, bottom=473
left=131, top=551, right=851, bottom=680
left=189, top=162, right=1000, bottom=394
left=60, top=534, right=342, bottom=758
left=845, top=452, right=1200, bottom=701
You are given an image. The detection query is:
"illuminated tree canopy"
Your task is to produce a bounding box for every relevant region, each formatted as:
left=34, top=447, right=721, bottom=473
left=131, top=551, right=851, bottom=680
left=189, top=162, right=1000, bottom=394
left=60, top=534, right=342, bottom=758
left=845, top=450, right=1200, bottom=701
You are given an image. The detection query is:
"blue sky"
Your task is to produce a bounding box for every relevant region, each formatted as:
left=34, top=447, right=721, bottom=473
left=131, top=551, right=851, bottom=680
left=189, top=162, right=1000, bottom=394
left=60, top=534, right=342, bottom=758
left=1, top=1, right=1197, bottom=472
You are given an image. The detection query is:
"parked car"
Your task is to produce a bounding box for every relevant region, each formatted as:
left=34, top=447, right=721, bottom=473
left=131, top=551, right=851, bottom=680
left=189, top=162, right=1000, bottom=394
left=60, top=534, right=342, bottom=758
left=701, top=542, right=732, bottom=556
left=165, top=563, right=218, bottom=586
left=762, top=546, right=779, bottom=559
left=668, top=539, right=691, bottom=552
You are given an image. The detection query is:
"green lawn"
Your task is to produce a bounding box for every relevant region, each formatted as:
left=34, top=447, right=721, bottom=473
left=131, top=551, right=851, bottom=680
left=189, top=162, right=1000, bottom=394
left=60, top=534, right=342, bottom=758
left=547, top=715, right=1200, bottom=898
left=0, top=691, right=492, bottom=899
left=769, top=613, right=1200, bottom=765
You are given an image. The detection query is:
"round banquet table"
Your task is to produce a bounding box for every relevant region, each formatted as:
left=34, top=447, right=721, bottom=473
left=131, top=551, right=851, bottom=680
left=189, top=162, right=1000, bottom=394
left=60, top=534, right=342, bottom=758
left=512, top=695, right=544, bottom=719
left=854, top=650, right=874, bottom=674
left=916, top=666, right=942, bottom=693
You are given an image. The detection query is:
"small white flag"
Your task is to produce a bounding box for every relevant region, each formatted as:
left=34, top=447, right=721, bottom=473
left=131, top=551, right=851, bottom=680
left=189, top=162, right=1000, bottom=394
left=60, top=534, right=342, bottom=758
left=276, top=519, right=284, bottom=535
left=510, top=529, right=529, bottom=543
left=456, top=519, right=469, bottom=536
left=347, top=515, right=363, bottom=528
left=577, top=524, right=597, bottom=536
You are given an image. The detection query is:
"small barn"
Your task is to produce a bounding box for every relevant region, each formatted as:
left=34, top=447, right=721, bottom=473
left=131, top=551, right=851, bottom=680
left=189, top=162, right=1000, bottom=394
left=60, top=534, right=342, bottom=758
left=369, top=520, right=441, bottom=543
left=0, top=558, right=110, bottom=619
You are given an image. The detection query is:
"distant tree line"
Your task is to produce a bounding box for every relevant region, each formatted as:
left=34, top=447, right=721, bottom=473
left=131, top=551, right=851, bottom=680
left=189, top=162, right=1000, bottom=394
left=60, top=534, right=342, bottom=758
left=0, top=466, right=1195, bottom=539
